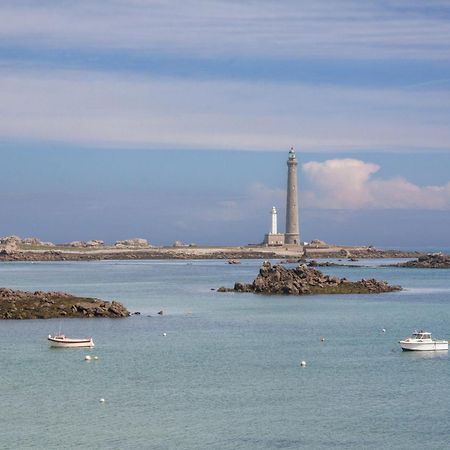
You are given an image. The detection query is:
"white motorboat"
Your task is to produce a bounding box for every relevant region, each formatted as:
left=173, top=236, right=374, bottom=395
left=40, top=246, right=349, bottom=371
left=48, top=334, right=95, bottom=348
left=399, top=330, right=448, bottom=351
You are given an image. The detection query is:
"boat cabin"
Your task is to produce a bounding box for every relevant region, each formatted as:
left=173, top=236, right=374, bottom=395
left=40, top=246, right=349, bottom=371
left=412, top=331, right=432, bottom=340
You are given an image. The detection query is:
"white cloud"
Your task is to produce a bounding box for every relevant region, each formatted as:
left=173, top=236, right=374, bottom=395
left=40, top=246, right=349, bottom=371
left=302, top=159, right=450, bottom=209
left=1, top=2, right=450, bottom=152
left=0, top=67, right=449, bottom=151
left=0, top=1, right=449, bottom=60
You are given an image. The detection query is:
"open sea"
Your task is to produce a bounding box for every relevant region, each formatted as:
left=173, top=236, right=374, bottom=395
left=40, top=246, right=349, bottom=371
left=0, top=259, right=449, bottom=450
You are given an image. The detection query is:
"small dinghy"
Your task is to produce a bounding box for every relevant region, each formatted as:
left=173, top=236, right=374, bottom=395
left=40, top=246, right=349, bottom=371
left=48, top=334, right=95, bottom=348
left=399, top=330, right=448, bottom=351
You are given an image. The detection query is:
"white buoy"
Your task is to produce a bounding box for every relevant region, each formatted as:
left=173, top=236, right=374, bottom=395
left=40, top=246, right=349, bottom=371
left=85, top=355, right=92, bottom=361
left=162, top=332, right=167, bottom=337
left=99, top=398, right=105, bottom=403
left=320, top=337, right=325, bottom=342
left=382, top=328, right=386, bottom=333
left=300, top=361, right=307, bottom=367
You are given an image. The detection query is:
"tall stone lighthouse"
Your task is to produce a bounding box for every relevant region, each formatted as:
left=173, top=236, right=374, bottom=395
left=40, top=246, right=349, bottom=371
left=285, top=147, right=300, bottom=245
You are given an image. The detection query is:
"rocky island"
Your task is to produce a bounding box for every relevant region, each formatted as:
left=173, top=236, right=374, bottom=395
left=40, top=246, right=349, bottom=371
left=0, top=288, right=129, bottom=319
left=0, top=234, right=426, bottom=262
left=218, top=261, right=401, bottom=295
left=388, top=253, right=450, bottom=269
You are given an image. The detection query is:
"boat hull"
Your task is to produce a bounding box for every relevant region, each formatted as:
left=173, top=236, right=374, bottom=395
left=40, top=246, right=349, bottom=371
left=399, top=340, right=448, bottom=351
left=48, top=336, right=95, bottom=348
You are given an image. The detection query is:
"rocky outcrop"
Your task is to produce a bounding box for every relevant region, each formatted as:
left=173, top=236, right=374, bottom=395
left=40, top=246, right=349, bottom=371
left=21, top=237, right=42, bottom=246
left=389, top=253, right=450, bottom=269
left=66, top=240, right=104, bottom=248
left=218, top=262, right=401, bottom=295
left=279, top=258, right=301, bottom=264
left=0, top=236, right=21, bottom=254
left=0, top=236, right=55, bottom=248
left=85, top=240, right=104, bottom=247
left=0, top=236, right=22, bottom=245
left=0, top=288, right=129, bottom=320
left=0, top=242, right=18, bottom=255
left=67, top=241, right=84, bottom=247
left=114, top=238, right=150, bottom=248
left=307, top=260, right=362, bottom=268
left=309, top=239, right=328, bottom=248
left=305, top=247, right=423, bottom=259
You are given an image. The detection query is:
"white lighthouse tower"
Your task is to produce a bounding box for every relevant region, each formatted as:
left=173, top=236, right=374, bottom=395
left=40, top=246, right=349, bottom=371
left=264, top=206, right=285, bottom=246
left=271, top=206, right=277, bottom=234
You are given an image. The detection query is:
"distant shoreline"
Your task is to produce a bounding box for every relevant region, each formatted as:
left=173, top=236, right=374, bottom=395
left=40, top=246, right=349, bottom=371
left=0, top=244, right=426, bottom=262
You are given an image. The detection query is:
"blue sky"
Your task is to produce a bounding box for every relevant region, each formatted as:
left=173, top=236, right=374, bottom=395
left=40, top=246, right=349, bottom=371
left=0, top=1, right=449, bottom=247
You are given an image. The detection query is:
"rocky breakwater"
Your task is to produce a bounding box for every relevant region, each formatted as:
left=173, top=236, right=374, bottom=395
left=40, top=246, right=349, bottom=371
left=218, top=261, right=401, bottom=295
left=0, top=288, right=129, bottom=320
left=390, top=253, right=450, bottom=269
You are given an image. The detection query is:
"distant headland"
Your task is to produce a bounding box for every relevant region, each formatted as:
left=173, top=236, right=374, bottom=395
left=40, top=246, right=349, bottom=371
left=0, top=234, right=429, bottom=262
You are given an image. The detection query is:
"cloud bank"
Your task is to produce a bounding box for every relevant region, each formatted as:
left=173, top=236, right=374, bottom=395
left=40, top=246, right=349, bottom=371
left=0, top=1, right=449, bottom=152
left=302, top=159, right=450, bottom=209
left=1, top=1, right=450, bottom=60
left=0, top=67, right=449, bottom=151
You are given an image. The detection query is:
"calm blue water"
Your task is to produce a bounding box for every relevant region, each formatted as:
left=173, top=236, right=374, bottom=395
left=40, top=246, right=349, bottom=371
left=0, top=259, right=449, bottom=450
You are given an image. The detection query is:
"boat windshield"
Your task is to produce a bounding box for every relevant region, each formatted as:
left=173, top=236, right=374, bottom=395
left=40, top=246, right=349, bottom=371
left=413, top=333, right=431, bottom=339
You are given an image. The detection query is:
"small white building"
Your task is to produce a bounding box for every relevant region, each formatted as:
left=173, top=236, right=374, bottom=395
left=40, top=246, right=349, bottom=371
left=263, top=206, right=285, bottom=246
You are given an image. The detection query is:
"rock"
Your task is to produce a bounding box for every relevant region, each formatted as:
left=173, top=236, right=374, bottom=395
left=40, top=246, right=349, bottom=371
left=114, top=238, right=150, bottom=248
left=68, top=241, right=86, bottom=247
left=227, top=259, right=241, bottom=264
left=310, top=239, right=328, bottom=248
left=85, top=240, right=104, bottom=247
left=22, top=237, right=43, bottom=246
left=2, top=243, right=18, bottom=254
left=307, top=260, right=342, bottom=268
left=67, top=240, right=101, bottom=248
left=0, top=288, right=129, bottom=320
left=65, top=240, right=104, bottom=248
left=0, top=235, right=57, bottom=249
left=0, top=235, right=21, bottom=245
left=218, top=262, right=401, bottom=296
left=107, top=301, right=129, bottom=317
left=389, top=253, right=450, bottom=269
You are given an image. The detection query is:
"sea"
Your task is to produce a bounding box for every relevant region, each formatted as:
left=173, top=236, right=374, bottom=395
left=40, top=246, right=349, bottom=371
left=0, top=258, right=449, bottom=450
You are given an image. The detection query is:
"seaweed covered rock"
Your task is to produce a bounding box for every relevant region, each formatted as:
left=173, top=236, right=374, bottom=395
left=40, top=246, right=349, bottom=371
left=218, top=261, right=401, bottom=295
left=0, top=288, right=129, bottom=319
left=390, top=253, right=450, bottom=269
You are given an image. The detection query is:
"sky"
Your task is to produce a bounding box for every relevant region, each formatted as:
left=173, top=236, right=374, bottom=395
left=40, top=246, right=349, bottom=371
left=1, top=1, right=450, bottom=247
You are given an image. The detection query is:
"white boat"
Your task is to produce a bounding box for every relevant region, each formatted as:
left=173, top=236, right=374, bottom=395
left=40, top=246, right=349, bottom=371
left=399, top=330, right=448, bottom=351
left=48, top=334, right=95, bottom=348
